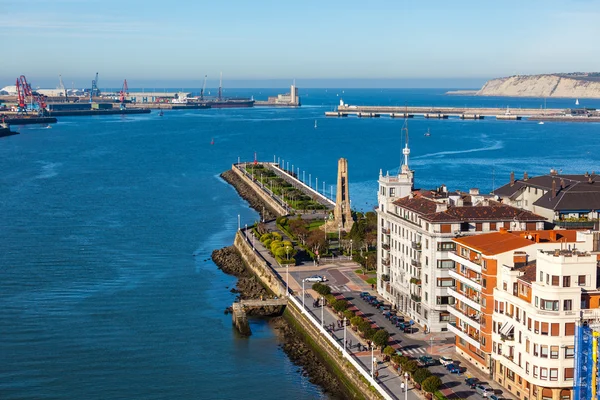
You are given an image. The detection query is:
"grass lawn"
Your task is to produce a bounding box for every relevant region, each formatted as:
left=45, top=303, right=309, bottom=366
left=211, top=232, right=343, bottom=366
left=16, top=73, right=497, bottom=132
left=354, top=269, right=364, bottom=275
left=366, top=278, right=377, bottom=285
left=307, top=219, right=325, bottom=230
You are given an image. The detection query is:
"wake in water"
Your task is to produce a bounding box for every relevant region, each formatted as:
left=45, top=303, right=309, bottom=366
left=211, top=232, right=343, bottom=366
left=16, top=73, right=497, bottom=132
left=412, top=140, right=503, bottom=159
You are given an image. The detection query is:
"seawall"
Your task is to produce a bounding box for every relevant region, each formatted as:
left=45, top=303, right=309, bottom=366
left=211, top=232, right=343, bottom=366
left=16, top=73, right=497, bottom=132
left=221, top=167, right=286, bottom=218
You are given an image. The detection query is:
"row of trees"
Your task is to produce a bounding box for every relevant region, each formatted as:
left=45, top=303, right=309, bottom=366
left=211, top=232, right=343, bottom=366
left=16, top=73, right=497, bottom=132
left=259, top=231, right=297, bottom=264
left=389, top=355, right=442, bottom=394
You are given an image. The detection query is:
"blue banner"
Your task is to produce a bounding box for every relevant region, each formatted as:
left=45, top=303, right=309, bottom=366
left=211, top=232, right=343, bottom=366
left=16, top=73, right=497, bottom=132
left=574, top=324, right=594, bottom=400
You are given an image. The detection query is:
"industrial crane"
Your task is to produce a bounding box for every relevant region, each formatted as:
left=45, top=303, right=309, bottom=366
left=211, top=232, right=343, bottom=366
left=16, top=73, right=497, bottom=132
left=89, top=72, right=100, bottom=102
left=59, top=74, right=68, bottom=102
left=15, top=75, right=47, bottom=115
left=118, top=79, right=129, bottom=109
left=200, top=75, right=207, bottom=100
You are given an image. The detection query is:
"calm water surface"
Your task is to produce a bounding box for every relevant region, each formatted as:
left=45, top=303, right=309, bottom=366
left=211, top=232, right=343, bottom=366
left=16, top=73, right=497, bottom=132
left=1, top=89, right=599, bottom=399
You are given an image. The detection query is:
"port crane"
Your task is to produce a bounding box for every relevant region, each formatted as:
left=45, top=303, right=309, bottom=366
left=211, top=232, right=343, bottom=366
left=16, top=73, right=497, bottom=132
left=15, top=75, right=47, bottom=115
left=89, top=72, right=100, bottom=102
left=200, top=75, right=207, bottom=101
left=58, top=74, right=68, bottom=102
left=118, top=79, right=129, bottom=109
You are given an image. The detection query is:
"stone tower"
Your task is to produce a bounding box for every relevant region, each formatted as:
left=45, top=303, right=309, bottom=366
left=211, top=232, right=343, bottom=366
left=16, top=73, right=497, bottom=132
left=334, top=158, right=353, bottom=231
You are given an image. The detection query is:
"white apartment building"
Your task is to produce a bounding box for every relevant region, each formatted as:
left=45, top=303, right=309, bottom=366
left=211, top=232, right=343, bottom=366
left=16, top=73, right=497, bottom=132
left=376, top=143, right=546, bottom=332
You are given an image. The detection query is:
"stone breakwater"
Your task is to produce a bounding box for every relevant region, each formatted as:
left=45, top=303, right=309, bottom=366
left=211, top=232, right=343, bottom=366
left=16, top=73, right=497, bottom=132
left=220, top=170, right=279, bottom=220
left=211, top=246, right=346, bottom=398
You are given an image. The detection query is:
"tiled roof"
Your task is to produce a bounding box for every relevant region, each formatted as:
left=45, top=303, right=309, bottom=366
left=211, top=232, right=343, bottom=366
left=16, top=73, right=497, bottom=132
left=392, top=192, right=545, bottom=223
left=518, top=261, right=537, bottom=284
left=495, top=173, right=600, bottom=211
left=453, top=230, right=578, bottom=256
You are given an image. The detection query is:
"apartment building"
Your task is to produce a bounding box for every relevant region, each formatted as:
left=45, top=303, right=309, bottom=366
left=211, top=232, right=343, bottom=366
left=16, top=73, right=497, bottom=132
left=494, top=170, right=600, bottom=228
left=376, top=152, right=546, bottom=332
left=449, top=229, right=600, bottom=400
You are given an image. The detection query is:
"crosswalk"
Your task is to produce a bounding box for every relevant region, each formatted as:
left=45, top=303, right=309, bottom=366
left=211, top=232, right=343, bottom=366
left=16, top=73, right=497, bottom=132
left=397, top=347, right=427, bottom=355
left=330, top=284, right=351, bottom=293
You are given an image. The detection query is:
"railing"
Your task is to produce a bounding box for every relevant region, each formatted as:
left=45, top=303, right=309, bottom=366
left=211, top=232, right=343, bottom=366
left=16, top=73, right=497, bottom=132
left=411, top=294, right=422, bottom=302
left=382, top=243, right=390, bottom=251
left=411, top=241, right=422, bottom=251
left=553, top=220, right=596, bottom=229
left=382, top=228, right=391, bottom=235
left=382, top=258, right=390, bottom=266
left=411, top=259, right=421, bottom=268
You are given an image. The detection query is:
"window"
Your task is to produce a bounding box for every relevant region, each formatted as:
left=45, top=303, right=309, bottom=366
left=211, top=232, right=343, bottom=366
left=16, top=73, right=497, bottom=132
left=437, top=296, right=452, bottom=305
left=482, top=278, right=487, bottom=288
left=541, top=345, right=549, bottom=358
left=439, top=313, right=450, bottom=322
left=541, top=300, right=559, bottom=311
left=476, top=223, right=482, bottom=231
left=535, top=296, right=539, bottom=307
left=565, top=346, right=575, bottom=358
left=533, top=366, right=538, bottom=378
left=490, top=222, right=497, bottom=230
left=540, top=367, right=548, bottom=380
left=506, top=369, right=515, bottom=381
left=564, top=299, right=572, bottom=311
left=546, top=274, right=549, bottom=285
left=550, top=346, right=559, bottom=359
left=565, top=323, right=575, bottom=336
left=437, top=278, right=454, bottom=287
left=539, top=271, right=543, bottom=282
left=550, top=368, right=558, bottom=381
left=440, top=224, right=451, bottom=233
left=526, top=362, right=530, bottom=375
left=425, top=239, right=429, bottom=249
left=437, top=259, right=455, bottom=269
left=551, top=323, right=559, bottom=336
left=552, top=276, right=559, bottom=286
left=460, top=222, right=470, bottom=232
left=565, top=368, right=574, bottom=380
left=541, top=322, right=549, bottom=335
left=579, top=275, right=586, bottom=286
left=438, top=242, right=456, bottom=251
left=563, top=276, right=571, bottom=287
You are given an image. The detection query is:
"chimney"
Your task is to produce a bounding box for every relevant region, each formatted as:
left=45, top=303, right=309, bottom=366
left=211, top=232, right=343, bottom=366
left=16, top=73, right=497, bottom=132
left=469, top=188, right=480, bottom=195
left=510, top=171, right=515, bottom=186
left=436, top=203, right=448, bottom=212
left=513, top=251, right=527, bottom=266
left=524, top=172, right=528, bottom=181
left=552, top=180, right=557, bottom=198
left=549, top=231, right=557, bottom=241
left=560, top=178, right=565, bottom=189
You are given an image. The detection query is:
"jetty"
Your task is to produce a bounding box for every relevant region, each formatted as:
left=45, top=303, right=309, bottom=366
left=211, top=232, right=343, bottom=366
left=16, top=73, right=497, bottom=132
left=232, top=299, right=288, bottom=336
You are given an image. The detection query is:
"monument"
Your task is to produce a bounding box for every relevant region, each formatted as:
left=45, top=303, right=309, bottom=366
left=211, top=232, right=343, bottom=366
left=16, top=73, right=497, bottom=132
left=333, top=158, right=353, bottom=231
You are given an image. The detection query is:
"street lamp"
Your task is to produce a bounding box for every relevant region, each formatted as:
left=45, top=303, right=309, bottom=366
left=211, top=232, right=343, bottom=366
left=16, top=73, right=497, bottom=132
left=323, top=181, right=325, bottom=195
left=286, top=263, right=289, bottom=297
left=371, top=345, right=375, bottom=378
left=343, top=317, right=347, bottom=357
left=237, top=214, right=240, bottom=231
left=321, top=296, right=324, bottom=328
left=316, top=178, right=318, bottom=193
left=350, top=239, right=353, bottom=261
left=302, top=279, right=306, bottom=310
left=404, top=372, right=409, bottom=399
left=309, top=173, right=311, bottom=188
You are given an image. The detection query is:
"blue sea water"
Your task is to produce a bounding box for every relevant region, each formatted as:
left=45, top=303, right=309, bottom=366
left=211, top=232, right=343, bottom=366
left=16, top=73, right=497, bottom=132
left=0, top=89, right=599, bottom=399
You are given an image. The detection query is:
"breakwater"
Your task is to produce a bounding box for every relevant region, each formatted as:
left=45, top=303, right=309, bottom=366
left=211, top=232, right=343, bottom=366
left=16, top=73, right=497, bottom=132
left=221, top=168, right=286, bottom=218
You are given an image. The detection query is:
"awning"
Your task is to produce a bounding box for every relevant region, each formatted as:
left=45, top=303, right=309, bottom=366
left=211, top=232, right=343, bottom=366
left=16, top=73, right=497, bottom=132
left=500, top=321, right=515, bottom=336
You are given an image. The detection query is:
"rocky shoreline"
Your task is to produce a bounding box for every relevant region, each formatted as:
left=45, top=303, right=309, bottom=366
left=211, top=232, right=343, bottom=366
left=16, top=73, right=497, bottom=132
left=212, top=245, right=346, bottom=398
left=220, top=169, right=280, bottom=220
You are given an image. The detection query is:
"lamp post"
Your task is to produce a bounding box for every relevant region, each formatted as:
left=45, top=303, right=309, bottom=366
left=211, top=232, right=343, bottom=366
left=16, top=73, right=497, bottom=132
left=338, top=223, right=341, bottom=250
left=252, top=232, right=255, bottom=250
left=302, top=279, right=305, bottom=310
left=309, top=173, right=311, bottom=188
left=237, top=214, right=240, bottom=231
left=303, top=171, right=305, bottom=183
left=404, top=372, right=409, bottom=399
left=350, top=239, right=353, bottom=261
left=330, top=185, right=333, bottom=200
left=343, top=317, right=347, bottom=356
left=316, top=178, right=318, bottom=193
left=286, top=263, right=289, bottom=297
left=324, top=216, right=327, bottom=241
left=371, top=345, right=375, bottom=378
left=321, top=296, right=324, bottom=328
left=323, top=181, right=325, bottom=195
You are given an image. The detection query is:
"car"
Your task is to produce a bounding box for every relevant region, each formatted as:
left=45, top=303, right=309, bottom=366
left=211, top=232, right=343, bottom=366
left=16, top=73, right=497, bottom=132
left=304, top=275, right=326, bottom=282
left=446, top=363, right=461, bottom=374
left=488, top=395, right=502, bottom=400
left=475, top=384, right=492, bottom=396
left=396, top=316, right=405, bottom=323
left=440, top=356, right=454, bottom=366
left=359, top=292, right=370, bottom=299
left=403, top=326, right=412, bottom=334
left=418, top=356, right=435, bottom=366
left=464, top=377, right=478, bottom=389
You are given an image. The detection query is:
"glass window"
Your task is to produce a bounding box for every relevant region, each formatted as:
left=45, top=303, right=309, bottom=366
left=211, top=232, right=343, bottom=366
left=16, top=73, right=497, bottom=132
left=550, top=368, right=558, bottom=381
left=551, top=346, right=559, bottom=359
left=564, top=299, right=572, bottom=311
left=541, top=368, right=548, bottom=380
left=565, top=346, right=575, bottom=358
left=437, top=259, right=455, bottom=269
left=579, top=275, right=586, bottom=286
left=552, top=276, right=559, bottom=286
left=541, top=345, right=548, bottom=358
left=563, top=276, right=571, bottom=287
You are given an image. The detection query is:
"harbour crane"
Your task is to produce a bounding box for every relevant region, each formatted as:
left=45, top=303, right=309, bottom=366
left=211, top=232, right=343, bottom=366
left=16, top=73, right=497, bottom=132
left=89, top=72, right=100, bottom=102
left=200, top=75, right=207, bottom=101
left=118, top=79, right=129, bottom=109
left=58, top=74, right=68, bottom=102
left=15, top=75, right=47, bottom=115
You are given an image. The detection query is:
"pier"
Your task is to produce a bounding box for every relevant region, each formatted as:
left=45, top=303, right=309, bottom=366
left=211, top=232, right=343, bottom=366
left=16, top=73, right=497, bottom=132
left=232, top=299, right=288, bottom=336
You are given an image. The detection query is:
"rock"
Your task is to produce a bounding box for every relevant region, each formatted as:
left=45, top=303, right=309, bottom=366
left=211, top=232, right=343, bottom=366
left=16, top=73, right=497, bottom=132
left=477, top=73, right=600, bottom=98
left=211, top=247, right=250, bottom=277
left=220, top=170, right=279, bottom=219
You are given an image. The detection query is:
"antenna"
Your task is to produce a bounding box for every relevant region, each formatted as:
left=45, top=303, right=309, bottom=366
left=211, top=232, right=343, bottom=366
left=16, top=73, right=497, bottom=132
left=492, top=166, right=495, bottom=193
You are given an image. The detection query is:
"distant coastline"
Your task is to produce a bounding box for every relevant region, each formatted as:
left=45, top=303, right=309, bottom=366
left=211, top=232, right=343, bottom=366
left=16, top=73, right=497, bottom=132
left=445, top=90, right=478, bottom=96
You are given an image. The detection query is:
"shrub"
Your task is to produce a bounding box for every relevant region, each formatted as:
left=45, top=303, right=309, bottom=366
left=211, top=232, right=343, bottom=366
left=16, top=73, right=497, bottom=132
left=276, top=216, right=288, bottom=225
left=333, top=299, right=348, bottom=313
left=343, top=310, right=355, bottom=320
left=358, top=319, right=372, bottom=334
left=413, top=368, right=432, bottom=385
left=260, top=233, right=273, bottom=242
left=383, top=346, right=395, bottom=356
left=271, top=232, right=282, bottom=241
left=422, top=376, right=442, bottom=394
left=403, top=360, right=419, bottom=374
left=372, top=329, right=390, bottom=349
left=282, top=240, right=293, bottom=247
left=262, top=238, right=272, bottom=248
left=350, top=316, right=363, bottom=327
left=275, top=247, right=287, bottom=259
left=398, top=355, right=409, bottom=367
left=325, top=294, right=337, bottom=306
left=364, top=327, right=376, bottom=340
left=311, top=283, right=331, bottom=296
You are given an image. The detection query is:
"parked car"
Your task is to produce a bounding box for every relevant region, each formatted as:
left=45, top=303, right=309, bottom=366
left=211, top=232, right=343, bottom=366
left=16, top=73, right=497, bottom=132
left=403, top=326, right=412, bottom=334
left=446, top=363, right=461, bottom=374
left=464, top=377, right=478, bottom=389
left=359, top=292, right=370, bottom=299
left=489, top=395, right=502, bottom=400
left=396, top=316, right=405, bottom=323
left=304, top=275, right=327, bottom=282
left=418, top=356, right=436, bottom=367
left=475, top=384, right=492, bottom=396
left=440, top=356, right=454, bottom=366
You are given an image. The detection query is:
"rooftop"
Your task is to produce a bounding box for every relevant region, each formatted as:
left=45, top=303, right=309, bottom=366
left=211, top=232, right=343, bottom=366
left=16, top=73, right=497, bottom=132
left=453, top=229, right=578, bottom=256
left=393, top=190, right=545, bottom=223
left=494, top=171, right=600, bottom=211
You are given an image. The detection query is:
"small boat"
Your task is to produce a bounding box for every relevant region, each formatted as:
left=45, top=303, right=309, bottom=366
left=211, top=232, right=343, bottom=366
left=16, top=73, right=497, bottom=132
left=424, top=128, right=431, bottom=137
left=576, top=99, right=580, bottom=106
left=314, top=120, right=317, bottom=129
left=159, top=110, right=164, bottom=117
left=210, top=138, right=214, bottom=145
left=538, top=121, right=544, bottom=125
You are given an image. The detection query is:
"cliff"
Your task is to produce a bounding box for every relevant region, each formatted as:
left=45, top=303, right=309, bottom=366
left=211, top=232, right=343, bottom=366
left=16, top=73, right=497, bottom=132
left=477, top=74, right=600, bottom=98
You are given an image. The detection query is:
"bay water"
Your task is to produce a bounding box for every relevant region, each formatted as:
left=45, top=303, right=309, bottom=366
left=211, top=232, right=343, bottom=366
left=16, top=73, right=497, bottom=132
left=1, top=89, right=599, bottom=399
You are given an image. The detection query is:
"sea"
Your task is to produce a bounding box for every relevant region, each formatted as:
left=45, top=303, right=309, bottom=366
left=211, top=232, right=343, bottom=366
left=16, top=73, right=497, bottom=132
left=1, top=89, right=599, bottom=400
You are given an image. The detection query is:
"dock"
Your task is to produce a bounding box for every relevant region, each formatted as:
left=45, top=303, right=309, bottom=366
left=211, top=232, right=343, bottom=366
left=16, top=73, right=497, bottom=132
left=0, top=122, right=18, bottom=138
left=232, top=299, right=288, bottom=336
left=2, top=116, right=58, bottom=125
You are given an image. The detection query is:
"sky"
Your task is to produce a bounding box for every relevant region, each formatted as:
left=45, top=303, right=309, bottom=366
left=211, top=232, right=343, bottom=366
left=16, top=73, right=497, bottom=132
left=1, top=0, right=600, bottom=88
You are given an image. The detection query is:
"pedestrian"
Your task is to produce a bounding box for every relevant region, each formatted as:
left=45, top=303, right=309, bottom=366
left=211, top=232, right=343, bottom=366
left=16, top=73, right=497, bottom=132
left=349, top=339, right=352, bottom=349
left=375, top=371, right=379, bottom=380
left=371, top=283, right=375, bottom=290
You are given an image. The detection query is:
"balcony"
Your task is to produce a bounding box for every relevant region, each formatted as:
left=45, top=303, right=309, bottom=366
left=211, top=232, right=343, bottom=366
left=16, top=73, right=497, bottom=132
left=382, top=228, right=391, bottom=235
left=411, top=259, right=422, bottom=268
left=449, top=270, right=482, bottom=292
left=382, top=243, right=390, bottom=251
left=449, top=252, right=482, bottom=273
left=382, top=258, right=390, bottom=266
left=553, top=219, right=596, bottom=229
left=447, top=323, right=481, bottom=349
left=447, top=287, right=481, bottom=312
left=410, top=277, right=422, bottom=286
left=411, top=294, right=422, bottom=302
left=411, top=241, right=422, bottom=251
left=447, top=305, right=481, bottom=330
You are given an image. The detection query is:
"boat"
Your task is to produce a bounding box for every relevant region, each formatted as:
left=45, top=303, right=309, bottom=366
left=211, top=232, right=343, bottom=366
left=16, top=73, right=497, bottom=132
left=538, top=121, right=544, bottom=125
left=424, top=128, right=431, bottom=137
left=314, top=120, right=317, bottom=129
left=576, top=99, right=580, bottom=106
left=205, top=72, right=254, bottom=108
left=211, top=138, right=214, bottom=145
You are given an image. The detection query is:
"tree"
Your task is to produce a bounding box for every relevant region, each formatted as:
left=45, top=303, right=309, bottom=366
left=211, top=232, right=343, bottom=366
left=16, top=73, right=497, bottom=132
left=333, top=299, right=348, bottom=313
left=358, top=320, right=372, bottom=334
left=403, top=360, right=419, bottom=375
left=383, top=346, right=395, bottom=357
left=422, top=376, right=442, bottom=394
left=372, top=329, right=390, bottom=349
left=289, top=218, right=309, bottom=245
left=343, top=310, right=355, bottom=320
left=350, top=316, right=363, bottom=327
left=307, top=230, right=327, bottom=256
left=413, top=368, right=432, bottom=385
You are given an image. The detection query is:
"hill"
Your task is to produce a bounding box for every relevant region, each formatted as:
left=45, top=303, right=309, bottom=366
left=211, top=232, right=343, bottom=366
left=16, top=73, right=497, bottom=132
left=477, top=73, right=600, bottom=98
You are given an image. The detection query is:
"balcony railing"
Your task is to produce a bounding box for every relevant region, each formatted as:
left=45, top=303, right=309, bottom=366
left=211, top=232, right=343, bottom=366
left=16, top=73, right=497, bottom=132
left=448, top=287, right=481, bottom=312
left=501, top=333, right=515, bottom=342
left=411, top=259, right=422, bottom=268
left=411, top=294, right=422, bottom=302
left=447, top=305, right=481, bottom=330
left=382, top=258, right=390, bottom=266
left=410, top=277, right=422, bottom=285
left=448, top=252, right=482, bottom=273
left=553, top=220, right=596, bottom=229
left=446, top=323, right=481, bottom=349
left=411, top=241, right=422, bottom=251
left=382, top=228, right=391, bottom=235
left=448, top=270, right=482, bottom=292
left=382, top=243, right=390, bottom=251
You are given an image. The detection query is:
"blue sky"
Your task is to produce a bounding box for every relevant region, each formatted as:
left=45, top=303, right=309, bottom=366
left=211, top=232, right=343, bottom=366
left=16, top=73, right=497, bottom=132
left=2, top=0, right=599, bottom=88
